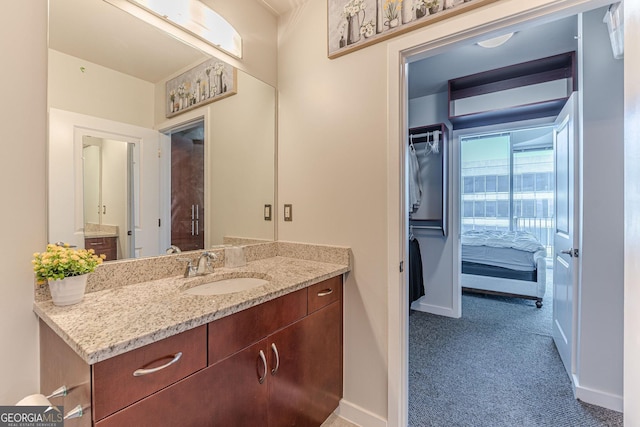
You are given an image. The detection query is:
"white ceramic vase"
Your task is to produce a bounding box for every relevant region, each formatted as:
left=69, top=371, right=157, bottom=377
left=49, top=274, right=88, bottom=306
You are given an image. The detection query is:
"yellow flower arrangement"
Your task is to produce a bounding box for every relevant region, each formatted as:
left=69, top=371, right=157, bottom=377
left=384, top=0, right=402, bottom=21
left=32, top=243, right=105, bottom=285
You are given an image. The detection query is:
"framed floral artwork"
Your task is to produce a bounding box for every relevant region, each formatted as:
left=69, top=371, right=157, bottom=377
left=327, top=0, right=500, bottom=59
left=166, top=58, right=237, bottom=118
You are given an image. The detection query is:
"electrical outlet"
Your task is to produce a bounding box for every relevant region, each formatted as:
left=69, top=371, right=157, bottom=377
left=264, top=204, right=272, bottom=221
left=284, top=204, right=293, bottom=221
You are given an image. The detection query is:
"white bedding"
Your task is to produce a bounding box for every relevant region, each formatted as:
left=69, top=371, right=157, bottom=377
left=461, top=230, right=547, bottom=271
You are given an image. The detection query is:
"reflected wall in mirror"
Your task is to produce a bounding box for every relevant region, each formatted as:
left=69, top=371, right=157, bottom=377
left=48, top=0, right=276, bottom=260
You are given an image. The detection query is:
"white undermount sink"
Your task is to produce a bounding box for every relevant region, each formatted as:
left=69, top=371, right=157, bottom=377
left=182, top=273, right=271, bottom=296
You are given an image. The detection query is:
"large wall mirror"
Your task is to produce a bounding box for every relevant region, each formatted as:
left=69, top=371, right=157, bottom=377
left=47, top=0, right=276, bottom=261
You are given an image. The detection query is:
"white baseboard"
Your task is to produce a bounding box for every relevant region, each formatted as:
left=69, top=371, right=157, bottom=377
left=574, top=382, right=623, bottom=412
left=336, top=399, right=387, bottom=427
left=410, top=297, right=458, bottom=318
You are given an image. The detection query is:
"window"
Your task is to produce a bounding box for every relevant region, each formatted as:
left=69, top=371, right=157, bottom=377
left=461, top=127, right=554, bottom=260
left=474, top=176, right=485, bottom=193
left=498, top=175, right=509, bottom=192
left=497, top=201, right=509, bottom=218
left=522, top=200, right=535, bottom=217
left=485, top=201, right=496, bottom=217
left=463, top=177, right=474, bottom=194
left=486, top=175, right=497, bottom=192
left=536, top=172, right=550, bottom=191
left=463, top=201, right=474, bottom=217
left=522, top=173, right=535, bottom=191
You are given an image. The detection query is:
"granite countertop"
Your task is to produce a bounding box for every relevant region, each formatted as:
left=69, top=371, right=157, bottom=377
left=33, top=255, right=349, bottom=365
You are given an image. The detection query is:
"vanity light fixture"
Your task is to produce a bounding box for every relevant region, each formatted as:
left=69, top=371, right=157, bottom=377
left=102, top=0, right=242, bottom=58
left=477, top=32, right=514, bottom=48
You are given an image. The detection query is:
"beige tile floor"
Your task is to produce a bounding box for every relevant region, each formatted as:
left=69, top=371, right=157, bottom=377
left=321, top=413, right=360, bottom=427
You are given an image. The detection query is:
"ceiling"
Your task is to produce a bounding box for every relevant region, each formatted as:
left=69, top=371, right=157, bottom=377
left=259, top=0, right=304, bottom=15
left=408, top=15, right=580, bottom=99
left=49, top=0, right=209, bottom=83
left=50, top=2, right=588, bottom=94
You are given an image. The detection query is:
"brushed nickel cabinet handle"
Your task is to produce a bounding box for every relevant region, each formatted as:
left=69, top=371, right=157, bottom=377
left=271, top=343, right=280, bottom=375
left=317, top=288, right=333, bottom=297
left=258, top=350, right=267, bottom=384
left=133, top=352, right=182, bottom=377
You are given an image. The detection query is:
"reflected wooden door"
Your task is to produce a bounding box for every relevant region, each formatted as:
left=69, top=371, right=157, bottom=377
left=171, top=128, right=204, bottom=251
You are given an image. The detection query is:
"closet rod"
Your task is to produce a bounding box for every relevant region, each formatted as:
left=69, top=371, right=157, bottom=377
left=410, top=225, right=443, bottom=230
left=410, top=130, right=441, bottom=140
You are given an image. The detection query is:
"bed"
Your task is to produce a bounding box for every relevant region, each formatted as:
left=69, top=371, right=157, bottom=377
left=461, top=230, right=547, bottom=308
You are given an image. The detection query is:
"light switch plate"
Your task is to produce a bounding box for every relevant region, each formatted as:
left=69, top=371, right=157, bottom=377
left=284, top=204, right=293, bottom=221
left=264, top=204, right=272, bottom=221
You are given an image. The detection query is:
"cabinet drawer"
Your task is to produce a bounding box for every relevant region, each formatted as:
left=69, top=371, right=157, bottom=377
left=208, top=289, right=307, bottom=365
left=307, top=276, right=342, bottom=314
left=92, top=325, right=207, bottom=421
left=85, top=237, right=117, bottom=261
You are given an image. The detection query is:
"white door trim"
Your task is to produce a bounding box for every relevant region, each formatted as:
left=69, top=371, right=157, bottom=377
left=386, top=1, right=611, bottom=426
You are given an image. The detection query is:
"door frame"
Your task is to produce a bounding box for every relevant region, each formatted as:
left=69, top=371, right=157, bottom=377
left=386, top=1, right=612, bottom=426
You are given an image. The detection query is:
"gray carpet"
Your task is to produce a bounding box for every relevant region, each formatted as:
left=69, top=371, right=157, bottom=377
left=409, top=284, right=624, bottom=427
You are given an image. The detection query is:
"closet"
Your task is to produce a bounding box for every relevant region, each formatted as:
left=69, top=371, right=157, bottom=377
left=408, top=123, right=448, bottom=306
left=408, top=123, right=448, bottom=236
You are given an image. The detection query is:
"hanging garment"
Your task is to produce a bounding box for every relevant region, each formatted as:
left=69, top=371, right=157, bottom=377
left=409, top=237, right=425, bottom=305
left=408, top=144, right=423, bottom=214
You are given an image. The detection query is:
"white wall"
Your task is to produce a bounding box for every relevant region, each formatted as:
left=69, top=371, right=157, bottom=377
left=575, top=7, right=624, bottom=409
left=48, top=49, right=155, bottom=129
left=278, top=1, right=390, bottom=422
left=625, top=1, right=640, bottom=424
left=209, top=71, right=276, bottom=244
left=0, top=1, right=47, bottom=404
left=277, top=0, right=626, bottom=423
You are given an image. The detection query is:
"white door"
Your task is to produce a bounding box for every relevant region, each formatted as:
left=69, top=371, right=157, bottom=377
left=48, top=109, right=161, bottom=257
left=552, top=93, right=579, bottom=379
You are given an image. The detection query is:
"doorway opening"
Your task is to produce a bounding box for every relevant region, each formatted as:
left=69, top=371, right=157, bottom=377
left=401, top=3, right=624, bottom=425
left=168, top=121, right=206, bottom=252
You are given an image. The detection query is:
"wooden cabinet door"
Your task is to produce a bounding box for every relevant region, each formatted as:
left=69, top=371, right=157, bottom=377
left=207, top=339, right=270, bottom=426
left=97, top=340, right=269, bottom=427
left=268, top=300, right=343, bottom=427
left=171, top=131, right=204, bottom=251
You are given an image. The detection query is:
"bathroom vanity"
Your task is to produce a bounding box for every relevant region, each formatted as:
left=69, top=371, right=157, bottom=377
left=34, top=243, right=350, bottom=427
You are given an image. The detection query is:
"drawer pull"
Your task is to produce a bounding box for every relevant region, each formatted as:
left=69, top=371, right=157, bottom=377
left=317, top=288, right=333, bottom=297
left=133, top=352, right=182, bottom=377
left=258, top=350, right=267, bottom=384
left=271, top=343, right=280, bottom=375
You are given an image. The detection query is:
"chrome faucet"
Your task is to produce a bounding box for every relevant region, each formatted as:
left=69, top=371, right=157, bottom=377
left=166, top=245, right=182, bottom=254
left=196, top=251, right=218, bottom=275
left=177, top=257, right=196, bottom=278
left=177, top=251, right=218, bottom=278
